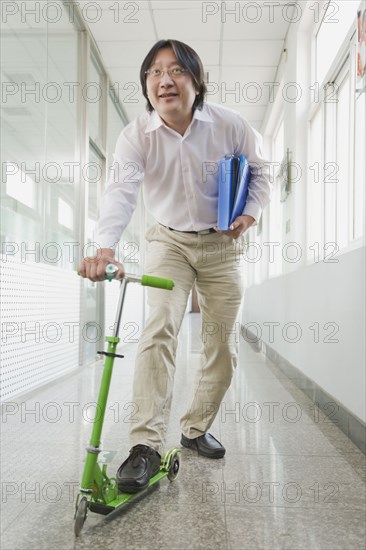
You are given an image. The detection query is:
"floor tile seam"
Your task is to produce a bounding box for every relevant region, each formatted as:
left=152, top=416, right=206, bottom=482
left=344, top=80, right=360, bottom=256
left=222, top=499, right=230, bottom=550
left=220, top=452, right=365, bottom=457
left=0, top=499, right=33, bottom=535
left=222, top=502, right=366, bottom=511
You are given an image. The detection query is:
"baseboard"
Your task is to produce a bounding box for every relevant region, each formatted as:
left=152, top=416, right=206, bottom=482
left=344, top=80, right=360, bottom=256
left=244, top=328, right=366, bottom=454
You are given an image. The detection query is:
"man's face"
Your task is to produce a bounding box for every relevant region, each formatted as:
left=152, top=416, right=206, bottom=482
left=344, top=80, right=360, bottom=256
left=145, top=48, right=198, bottom=121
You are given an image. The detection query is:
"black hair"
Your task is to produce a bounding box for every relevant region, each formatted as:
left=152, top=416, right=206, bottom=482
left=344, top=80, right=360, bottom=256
left=139, top=39, right=207, bottom=113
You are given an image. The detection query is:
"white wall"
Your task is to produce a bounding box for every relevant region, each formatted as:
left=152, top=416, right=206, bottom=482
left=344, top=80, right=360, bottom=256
left=243, top=246, right=365, bottom=422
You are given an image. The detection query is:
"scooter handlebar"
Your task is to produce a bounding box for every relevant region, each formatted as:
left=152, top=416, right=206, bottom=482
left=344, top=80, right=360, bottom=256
left=140, top=275, right=174, bottom=290
left=105, top=264, right=174, bottom=290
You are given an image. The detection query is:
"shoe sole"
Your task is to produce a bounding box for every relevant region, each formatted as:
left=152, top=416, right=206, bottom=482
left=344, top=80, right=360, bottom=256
left=181, top=439, right=225, bottom=459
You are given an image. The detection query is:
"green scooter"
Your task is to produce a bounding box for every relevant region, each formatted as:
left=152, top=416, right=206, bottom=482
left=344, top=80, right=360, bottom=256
left=74, top=265, right=180, bottom=536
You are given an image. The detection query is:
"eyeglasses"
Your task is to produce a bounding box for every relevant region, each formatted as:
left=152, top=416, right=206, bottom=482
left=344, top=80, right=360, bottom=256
left=145, top=66, right=187, bottom=79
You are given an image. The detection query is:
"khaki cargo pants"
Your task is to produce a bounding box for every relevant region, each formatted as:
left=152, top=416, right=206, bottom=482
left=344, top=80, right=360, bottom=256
left=130, top=224, right=244, bottom=455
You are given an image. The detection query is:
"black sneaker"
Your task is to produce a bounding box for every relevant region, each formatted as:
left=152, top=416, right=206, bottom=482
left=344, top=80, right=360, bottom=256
left=116, top=444, right=161, bottom=493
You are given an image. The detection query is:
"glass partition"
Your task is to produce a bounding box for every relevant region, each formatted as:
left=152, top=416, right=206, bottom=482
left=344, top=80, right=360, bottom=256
left=107, top=92, right=125, bottom=171
left=82, top=143, right=104, bottom=364
left=89, top=56, right=104, bottom=148
left=1, top=30, right=47, bottom=251
left=1, top=5, right=78, bottom=270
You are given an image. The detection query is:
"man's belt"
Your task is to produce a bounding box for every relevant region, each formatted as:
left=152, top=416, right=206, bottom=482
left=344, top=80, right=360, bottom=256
left=161, top=224, right=216, bottom=235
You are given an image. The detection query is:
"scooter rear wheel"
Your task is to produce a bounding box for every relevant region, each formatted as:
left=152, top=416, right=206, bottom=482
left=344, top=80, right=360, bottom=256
left=74, top=496, right=88, bottom=537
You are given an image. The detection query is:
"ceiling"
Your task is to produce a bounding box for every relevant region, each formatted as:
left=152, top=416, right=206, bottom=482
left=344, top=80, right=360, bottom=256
left=78, top=0, right=298, bottom=130
left=1, top=0, right=297, bottom=172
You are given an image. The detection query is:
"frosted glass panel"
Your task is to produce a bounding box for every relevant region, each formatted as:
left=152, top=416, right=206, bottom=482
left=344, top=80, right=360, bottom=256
left=1, top=11, right=78, bottom=270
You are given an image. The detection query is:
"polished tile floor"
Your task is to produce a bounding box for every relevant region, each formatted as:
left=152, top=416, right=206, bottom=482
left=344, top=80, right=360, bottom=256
left=1, top=313, right=365, bottom=550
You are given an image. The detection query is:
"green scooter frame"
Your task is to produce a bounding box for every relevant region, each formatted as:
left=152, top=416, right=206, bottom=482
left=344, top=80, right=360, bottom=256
left=74, top=266, right=180, bottom=536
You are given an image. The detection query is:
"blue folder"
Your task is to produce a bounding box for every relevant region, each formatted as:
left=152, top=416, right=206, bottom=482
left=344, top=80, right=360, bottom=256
left=217, top=154, right=251, bottom=230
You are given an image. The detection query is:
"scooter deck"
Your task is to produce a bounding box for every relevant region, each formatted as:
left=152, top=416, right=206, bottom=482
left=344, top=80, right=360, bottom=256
left=88, top=469, right=169, bottom=514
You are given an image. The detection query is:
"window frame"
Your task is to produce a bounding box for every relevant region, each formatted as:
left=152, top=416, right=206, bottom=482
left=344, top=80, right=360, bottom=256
left=306, top=17, right=364, bottom=265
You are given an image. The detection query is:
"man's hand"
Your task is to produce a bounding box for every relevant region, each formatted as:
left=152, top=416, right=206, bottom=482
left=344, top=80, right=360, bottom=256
left=78, top=248, right=125, bottom=282
left=214, top=215, right=255, bottom=239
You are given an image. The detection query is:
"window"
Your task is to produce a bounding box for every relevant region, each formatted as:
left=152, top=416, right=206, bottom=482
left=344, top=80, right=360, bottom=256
left=335, top=70, right=351, bottom=250
left=316, top=1, right=361, bottom=85
left=323, top=56, right=364, bottom=254
left=323, top=83, right=337, bottom=248
left=273, top=119, right=284, bottom=165
left=308, top=106, right=323, bottom=260
left=353, top=91, right=365, bottom=239
left=308, top=18, right=365, bottom=262
left=268, top=119, right=284, bottom=277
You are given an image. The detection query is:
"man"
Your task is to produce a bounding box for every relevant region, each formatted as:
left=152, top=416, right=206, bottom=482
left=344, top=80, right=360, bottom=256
left=79, top=39, right=272, bottom=493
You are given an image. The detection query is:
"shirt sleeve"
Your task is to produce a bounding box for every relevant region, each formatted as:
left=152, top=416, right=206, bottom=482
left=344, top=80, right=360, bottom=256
left=95, top=130, right=145, bottom=250
left=235, top=117, right=273, bottom=225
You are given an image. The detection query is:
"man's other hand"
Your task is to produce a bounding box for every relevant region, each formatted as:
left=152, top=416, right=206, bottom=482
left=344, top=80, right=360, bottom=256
left=214, top=215, right=255, bottom=239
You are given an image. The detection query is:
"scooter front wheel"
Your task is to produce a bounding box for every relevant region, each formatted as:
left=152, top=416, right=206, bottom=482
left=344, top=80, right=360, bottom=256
left=167, top=455, right=180, bottom=481
left=74, top=496, right=88, bottom=537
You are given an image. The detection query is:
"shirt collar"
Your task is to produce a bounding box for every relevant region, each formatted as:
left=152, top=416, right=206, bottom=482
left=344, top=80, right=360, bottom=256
left=144, top=110, right=164, bottom=133
left=192, top=104, right=213, bottom=123
left=144, top=102, right=213, bottom=134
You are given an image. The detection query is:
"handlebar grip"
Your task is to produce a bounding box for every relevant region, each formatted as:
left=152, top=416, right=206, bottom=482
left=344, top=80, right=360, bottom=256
left=141, top=275, right=174, bottom=290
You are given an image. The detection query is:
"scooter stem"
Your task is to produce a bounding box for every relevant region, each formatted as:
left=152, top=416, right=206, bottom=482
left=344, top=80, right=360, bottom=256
left=112, top=277, right=128, bottom=338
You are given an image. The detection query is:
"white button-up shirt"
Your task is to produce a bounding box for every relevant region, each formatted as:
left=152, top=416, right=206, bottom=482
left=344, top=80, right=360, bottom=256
left=96, top=101, right=272, bottom=249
